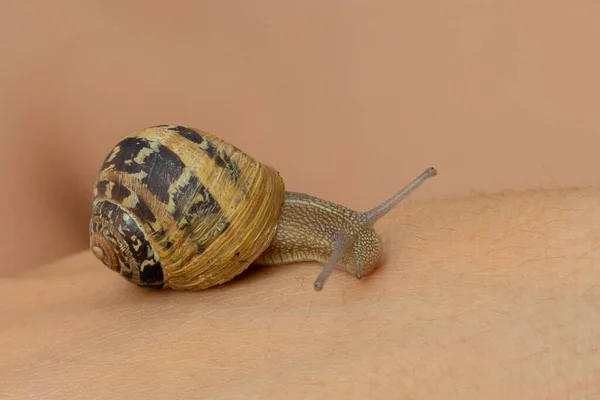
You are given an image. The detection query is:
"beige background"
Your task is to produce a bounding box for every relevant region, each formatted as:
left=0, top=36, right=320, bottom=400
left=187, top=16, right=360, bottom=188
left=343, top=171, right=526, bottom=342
left=0, top=1, right=598, bottom=275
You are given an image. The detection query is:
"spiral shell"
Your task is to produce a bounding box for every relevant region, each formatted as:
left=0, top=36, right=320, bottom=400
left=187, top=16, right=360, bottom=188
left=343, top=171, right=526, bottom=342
left=89, top=125, right=285, bottom=290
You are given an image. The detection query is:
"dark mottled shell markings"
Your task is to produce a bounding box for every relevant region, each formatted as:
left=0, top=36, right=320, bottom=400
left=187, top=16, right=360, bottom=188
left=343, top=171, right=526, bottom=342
left=169, top=125, right=242, bottom=183
left=90, top=200, right=164, bottom=288
left=94, top=178, right=157, bottom=223
left=101, top=136, right=187, bottom=204
left=90, top=125, right=285, bottom=290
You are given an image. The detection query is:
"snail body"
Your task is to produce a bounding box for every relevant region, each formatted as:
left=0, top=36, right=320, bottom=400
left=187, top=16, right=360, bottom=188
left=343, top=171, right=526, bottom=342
left=89, top=125, right=437, bottom=291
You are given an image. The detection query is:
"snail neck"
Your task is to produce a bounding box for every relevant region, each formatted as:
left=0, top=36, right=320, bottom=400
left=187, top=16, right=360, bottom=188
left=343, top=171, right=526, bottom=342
left=254, top=191, right=381, bottom=276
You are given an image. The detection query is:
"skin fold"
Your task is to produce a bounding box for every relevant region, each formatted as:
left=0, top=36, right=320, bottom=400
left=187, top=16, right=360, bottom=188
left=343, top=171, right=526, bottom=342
left=2, top=186, right=600, bottom=399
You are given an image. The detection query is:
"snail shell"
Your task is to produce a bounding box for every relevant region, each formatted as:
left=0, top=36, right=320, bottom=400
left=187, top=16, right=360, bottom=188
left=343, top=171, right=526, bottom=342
left=89, top=125, right=285, bottom=290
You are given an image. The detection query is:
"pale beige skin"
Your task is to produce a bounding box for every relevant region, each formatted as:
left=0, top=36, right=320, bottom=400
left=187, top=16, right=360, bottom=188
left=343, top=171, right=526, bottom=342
left=257, top=167, right=438, bottom=290
left=2, top=186, right=599, bottom=399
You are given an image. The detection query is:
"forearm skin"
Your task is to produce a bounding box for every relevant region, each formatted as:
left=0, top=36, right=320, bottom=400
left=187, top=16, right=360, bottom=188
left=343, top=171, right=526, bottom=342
left=1, top=187, right=599, bottom=400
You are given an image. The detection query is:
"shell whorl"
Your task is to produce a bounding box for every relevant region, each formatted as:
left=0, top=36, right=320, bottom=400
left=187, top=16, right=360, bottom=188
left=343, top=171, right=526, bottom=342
left=89, top=125, right=285, bottom=290
left=90, top=200, right=165, bottom=288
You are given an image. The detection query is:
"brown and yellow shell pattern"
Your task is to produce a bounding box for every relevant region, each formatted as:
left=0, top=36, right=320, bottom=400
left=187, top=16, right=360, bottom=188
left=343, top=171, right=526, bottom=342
left=89, top=125, right=285, bottom=290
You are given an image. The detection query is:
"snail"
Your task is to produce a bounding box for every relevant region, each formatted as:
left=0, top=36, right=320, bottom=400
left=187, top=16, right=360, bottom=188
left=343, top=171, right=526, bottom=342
left=89, top=125, right=437, bottom=291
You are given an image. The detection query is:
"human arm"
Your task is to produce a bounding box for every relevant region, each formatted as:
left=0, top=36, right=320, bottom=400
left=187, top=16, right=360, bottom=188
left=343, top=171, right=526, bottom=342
left=2, top=186, right=599, bottom=399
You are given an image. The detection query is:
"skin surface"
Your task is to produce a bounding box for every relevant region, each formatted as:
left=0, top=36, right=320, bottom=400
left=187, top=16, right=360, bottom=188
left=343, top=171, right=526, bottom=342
left=2, top=186, right=599, bottom=399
